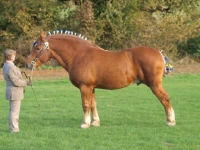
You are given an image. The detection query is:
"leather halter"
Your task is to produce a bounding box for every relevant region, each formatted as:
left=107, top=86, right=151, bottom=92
left=31, top=36, right=50, bottom=67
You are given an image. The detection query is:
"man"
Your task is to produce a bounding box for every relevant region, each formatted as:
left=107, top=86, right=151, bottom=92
left=3, top=49, right=31, bottom=133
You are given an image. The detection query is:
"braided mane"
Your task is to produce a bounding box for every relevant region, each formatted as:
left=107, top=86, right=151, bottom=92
left=47, top=30, right=88, bottom=40
left=46, top=29, right=107, bottom=51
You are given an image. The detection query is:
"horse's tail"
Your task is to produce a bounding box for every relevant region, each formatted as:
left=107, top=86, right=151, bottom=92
left=159, top=50, right=173, bottom=76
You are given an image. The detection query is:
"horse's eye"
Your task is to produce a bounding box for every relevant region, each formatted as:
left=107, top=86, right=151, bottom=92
left=36, top=47, right=40, bottom=50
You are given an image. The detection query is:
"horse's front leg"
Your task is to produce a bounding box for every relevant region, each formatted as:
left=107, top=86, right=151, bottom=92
left=150, top=83, right=176, bottom=126
left=91, top=89, right=100, bottom=127
left=80, top=85, right=92, bottom=128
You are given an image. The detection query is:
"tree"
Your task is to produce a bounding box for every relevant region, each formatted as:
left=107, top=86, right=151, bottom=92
left=0, top=0, right=62, bottom=66
left=1, top=0, right=200, bottom=66
left=59, top=0, right=137, bottom=50
left=94, top=0, right=138, bottom=50
left=134, top=0, right=200, bottom=59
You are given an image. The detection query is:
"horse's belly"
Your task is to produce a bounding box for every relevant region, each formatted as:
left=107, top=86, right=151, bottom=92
left=96, top=74, right=135, bottom=90
left=96, top=81, right=132, bottom=89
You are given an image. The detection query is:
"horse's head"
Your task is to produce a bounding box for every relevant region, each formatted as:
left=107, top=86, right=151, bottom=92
left=26, top=32, right=51, bottom=69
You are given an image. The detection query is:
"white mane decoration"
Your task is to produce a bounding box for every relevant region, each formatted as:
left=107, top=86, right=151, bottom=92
left=47, top=30, right=87, bottom=40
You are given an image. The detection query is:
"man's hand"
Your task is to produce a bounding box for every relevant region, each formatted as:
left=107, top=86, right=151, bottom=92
left=27, top=81, right=32, bottom=86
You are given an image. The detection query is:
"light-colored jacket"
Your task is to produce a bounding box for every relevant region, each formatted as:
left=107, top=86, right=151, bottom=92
left=3, top=61, right=27, bottom=100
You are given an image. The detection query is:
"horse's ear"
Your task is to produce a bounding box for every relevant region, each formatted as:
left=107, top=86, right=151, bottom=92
left=40, top=30, right=46, bottom=42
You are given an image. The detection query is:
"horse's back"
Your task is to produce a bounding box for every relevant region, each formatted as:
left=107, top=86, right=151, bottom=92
left=130, top=46, right=162, bottom=59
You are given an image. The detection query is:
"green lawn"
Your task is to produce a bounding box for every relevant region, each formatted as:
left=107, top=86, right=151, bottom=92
left=0, top=74, right=199, bottom=150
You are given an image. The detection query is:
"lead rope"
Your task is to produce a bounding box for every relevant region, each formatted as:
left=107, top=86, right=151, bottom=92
left=21, top=70, right=40, bottom=108
left=30, top=66, right=34, bottom=81
left=30, top=63, right=40, bottom=107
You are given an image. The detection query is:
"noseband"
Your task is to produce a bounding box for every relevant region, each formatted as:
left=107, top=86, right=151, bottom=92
left=31, top=37, right=50, bottom=67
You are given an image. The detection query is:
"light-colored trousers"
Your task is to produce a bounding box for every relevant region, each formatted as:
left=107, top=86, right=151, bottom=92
left=9, top=100, right=21, bottom=132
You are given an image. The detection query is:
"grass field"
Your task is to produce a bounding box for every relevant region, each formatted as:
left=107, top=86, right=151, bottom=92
left=0, top=74, right=200, bottom=150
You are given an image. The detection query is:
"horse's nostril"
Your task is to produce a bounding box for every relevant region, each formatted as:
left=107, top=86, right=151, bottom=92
left=25, top=63, right=28, bottom=69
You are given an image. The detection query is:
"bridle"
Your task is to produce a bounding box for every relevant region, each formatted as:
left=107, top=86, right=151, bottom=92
left=28, top=36, right=50, bottom=81
left=31, top=36, right=50, bottom=68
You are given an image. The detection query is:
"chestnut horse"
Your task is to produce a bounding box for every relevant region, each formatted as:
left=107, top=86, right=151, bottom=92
left=26, top=31, right=175, bottom=128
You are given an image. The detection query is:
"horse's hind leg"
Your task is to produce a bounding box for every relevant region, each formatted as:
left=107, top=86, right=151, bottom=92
left=150, top=83, right=176, bottom=126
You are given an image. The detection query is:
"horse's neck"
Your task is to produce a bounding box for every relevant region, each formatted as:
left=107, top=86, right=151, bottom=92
left=49, top=37, right=80, bottom=70
left=49, top=36, right=106, bottom=70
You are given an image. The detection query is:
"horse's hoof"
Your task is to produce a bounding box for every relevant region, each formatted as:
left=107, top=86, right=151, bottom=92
left=91, top=121, right=100, bottom=127
left=166, top=121, right=176, bottom=126
left=80, top=123, right=90, bottom=129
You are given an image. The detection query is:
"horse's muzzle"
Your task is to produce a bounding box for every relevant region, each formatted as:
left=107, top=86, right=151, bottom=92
left=25, top=63, right=33, bottom=70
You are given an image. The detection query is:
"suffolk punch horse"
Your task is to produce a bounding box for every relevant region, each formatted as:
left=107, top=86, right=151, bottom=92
left=26, top=31, right=176, bottom=128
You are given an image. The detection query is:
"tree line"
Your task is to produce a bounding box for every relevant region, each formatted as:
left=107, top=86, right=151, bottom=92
left=0, top=0, right=200, bottom=67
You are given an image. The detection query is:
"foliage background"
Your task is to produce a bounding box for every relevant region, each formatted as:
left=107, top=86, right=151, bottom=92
left=0, top=0, right=200, bottom=67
